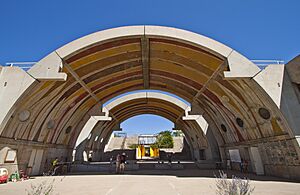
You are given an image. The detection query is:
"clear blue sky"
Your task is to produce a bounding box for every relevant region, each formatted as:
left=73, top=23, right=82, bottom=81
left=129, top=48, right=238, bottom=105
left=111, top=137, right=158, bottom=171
left=1, top=0, right=300, bottom=134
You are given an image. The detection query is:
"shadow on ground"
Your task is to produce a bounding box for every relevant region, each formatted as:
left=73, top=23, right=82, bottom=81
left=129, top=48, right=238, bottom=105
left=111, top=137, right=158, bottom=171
left=64, top=169, right=299, bottom=183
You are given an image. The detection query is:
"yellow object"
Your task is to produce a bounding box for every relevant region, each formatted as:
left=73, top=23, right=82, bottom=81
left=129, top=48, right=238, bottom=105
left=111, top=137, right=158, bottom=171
left=137, top=145, right=159, bottom=158
left=150, top=147, right=159, bottom=158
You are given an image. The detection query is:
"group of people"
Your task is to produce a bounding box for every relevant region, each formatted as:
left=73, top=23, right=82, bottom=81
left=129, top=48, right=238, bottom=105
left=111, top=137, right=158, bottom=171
left=110, top=152, right=127, bottom=174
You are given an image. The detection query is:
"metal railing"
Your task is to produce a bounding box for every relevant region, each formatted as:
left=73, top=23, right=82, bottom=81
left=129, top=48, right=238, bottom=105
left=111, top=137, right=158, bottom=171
left=251, top=60, right=285, bottom=69
left=5, top=62, right=36, bottom=71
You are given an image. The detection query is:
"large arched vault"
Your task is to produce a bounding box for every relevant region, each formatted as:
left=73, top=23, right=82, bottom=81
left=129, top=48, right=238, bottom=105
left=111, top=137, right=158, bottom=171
left=74, top=92, right=216, bottom=162
left=0, top=26, right=299, bottom=179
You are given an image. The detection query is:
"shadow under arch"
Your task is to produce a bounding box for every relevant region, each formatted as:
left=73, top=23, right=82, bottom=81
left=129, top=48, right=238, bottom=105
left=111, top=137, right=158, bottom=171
left=73, top=91, right=220, bottom=163
left=0, top=25, right=298, bottom=180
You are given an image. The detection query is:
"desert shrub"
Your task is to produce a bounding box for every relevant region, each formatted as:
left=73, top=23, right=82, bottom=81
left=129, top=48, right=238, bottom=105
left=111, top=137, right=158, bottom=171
left=215, top=171, right=254, bottom=195
left=26, top=179, right=55, bottom=195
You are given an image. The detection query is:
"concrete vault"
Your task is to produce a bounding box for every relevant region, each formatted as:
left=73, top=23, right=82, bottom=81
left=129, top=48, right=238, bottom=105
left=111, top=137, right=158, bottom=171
left=0, top=26, right=300, bottom=180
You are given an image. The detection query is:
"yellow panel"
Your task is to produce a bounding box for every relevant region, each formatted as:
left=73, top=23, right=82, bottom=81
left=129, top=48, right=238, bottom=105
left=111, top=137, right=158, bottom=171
left=150, top=147, right=154, bottom=157
left=151, top=42, right=223, bottom=70
left=70, top=43, right=141, bottom=70
left=151, top=60, right=208, bottom=85
left=137, top=145, right=142, bottom=157
left=139, top=145, right=145, bottom=157
left=271, top=118, right=283, bottom=136
left=29, top=81, right=55, bottom=98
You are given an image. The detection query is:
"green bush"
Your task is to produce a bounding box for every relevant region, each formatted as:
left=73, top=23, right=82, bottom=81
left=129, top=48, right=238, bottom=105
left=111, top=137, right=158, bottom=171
left=155, top=131, right=174, bottom=148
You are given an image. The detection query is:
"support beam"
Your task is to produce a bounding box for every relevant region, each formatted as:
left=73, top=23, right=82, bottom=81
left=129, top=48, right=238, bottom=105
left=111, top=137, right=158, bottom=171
left=63, top=62, right=103, bottom=106
left=141, top=36, right=150, bottom=89
left=192, top=61, right=228, bottom=101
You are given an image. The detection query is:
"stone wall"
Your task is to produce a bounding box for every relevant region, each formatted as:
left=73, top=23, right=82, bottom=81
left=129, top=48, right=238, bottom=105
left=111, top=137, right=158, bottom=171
left=224, top=136, right=300, bottom=180
left=0, top=137, right=71, bottom=176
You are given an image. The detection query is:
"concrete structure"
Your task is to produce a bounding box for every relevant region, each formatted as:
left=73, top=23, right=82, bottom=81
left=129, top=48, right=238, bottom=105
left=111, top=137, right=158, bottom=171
left=74, top=92, right=213, bottom=162
left=0, top=26, right=300, bottom=180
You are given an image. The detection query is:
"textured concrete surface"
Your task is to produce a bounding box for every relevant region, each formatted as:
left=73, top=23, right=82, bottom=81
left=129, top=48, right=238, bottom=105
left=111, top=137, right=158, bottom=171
left=0, top=170, right=299, bottom=195
left=1, top=25, right=300, bottom=180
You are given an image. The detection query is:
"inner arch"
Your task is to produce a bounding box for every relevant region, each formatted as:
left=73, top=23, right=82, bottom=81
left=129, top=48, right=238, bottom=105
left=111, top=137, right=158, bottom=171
left=0, top=25, right=298, bottom=179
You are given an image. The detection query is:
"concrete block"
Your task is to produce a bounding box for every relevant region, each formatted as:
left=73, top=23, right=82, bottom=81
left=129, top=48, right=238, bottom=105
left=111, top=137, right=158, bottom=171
left=254, top=64, right=285, bottom=107
left=28, top=52, right=67, bottom=81
left=224, top=50, right=260, bottom=79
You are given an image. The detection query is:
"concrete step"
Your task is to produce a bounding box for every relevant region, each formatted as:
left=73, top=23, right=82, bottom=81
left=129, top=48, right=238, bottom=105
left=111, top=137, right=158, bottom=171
left=71, top=162, right=139, bottom=172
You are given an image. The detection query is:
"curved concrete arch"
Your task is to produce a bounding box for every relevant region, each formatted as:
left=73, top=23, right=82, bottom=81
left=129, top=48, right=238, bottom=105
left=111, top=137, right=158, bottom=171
left=29, top=26, right=259, bottom=80
left=75, top=92, right=208, bottom=158
left=0, top=25, right=299, bottom=179
left=76, top=106, right=212, bottom=163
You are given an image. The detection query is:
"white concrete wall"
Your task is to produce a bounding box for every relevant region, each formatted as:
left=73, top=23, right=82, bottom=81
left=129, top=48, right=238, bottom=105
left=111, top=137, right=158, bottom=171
left=254, top=64, right=285, bottom=108
left=0, top=67, right=36, bottom=135
left=0, top=146, right=19, bottom=176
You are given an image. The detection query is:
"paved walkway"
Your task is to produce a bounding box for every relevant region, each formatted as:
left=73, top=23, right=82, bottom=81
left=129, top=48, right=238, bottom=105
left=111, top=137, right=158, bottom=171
left=0, top=170, right=299, bottom=195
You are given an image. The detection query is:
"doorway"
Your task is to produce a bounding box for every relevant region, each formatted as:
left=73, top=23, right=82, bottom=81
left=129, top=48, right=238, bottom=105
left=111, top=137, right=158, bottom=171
left=249, top=147, right=264, bottom=175
left=28, top=149, right=44, bottom=175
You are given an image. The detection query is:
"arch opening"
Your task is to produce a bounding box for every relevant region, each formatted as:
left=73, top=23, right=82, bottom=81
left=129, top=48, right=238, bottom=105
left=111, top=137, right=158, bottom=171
left=0, top=26, right=299, bottom=179
left=72, top=91, right=217, bottom=164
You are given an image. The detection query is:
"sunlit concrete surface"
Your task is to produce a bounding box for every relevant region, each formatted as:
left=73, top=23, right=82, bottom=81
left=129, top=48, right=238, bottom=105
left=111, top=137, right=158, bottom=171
left=0, top=170, right=299, bottom=195
left=1, top=25, right=300, bottom=181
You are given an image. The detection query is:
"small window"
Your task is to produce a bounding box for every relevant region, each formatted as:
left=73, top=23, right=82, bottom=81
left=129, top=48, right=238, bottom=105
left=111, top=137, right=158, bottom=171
left=258, top=108, right=271, bottom=120
left=221, top=124, right=227, bottom=132
left=65, top=126, right=72, bottom=134
left=236, top=118, right=244, bottom=128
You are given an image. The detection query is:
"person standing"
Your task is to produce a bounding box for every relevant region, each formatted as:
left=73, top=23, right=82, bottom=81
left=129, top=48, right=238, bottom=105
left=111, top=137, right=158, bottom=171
left=51, top=157, right=59, bottom=175
left=120, top=152, right=127, bottom=173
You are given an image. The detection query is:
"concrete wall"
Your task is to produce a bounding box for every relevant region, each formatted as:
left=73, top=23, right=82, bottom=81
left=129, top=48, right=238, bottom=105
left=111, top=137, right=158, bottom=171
left=0, top=146, right=19, bottom=176
left=224, top=136, right=300, bottom=180
left=0, top=67, right=36, bottom=135
left=0, top=137, right=70, bottom=176
left=280, top=56, right=300, bottom=144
